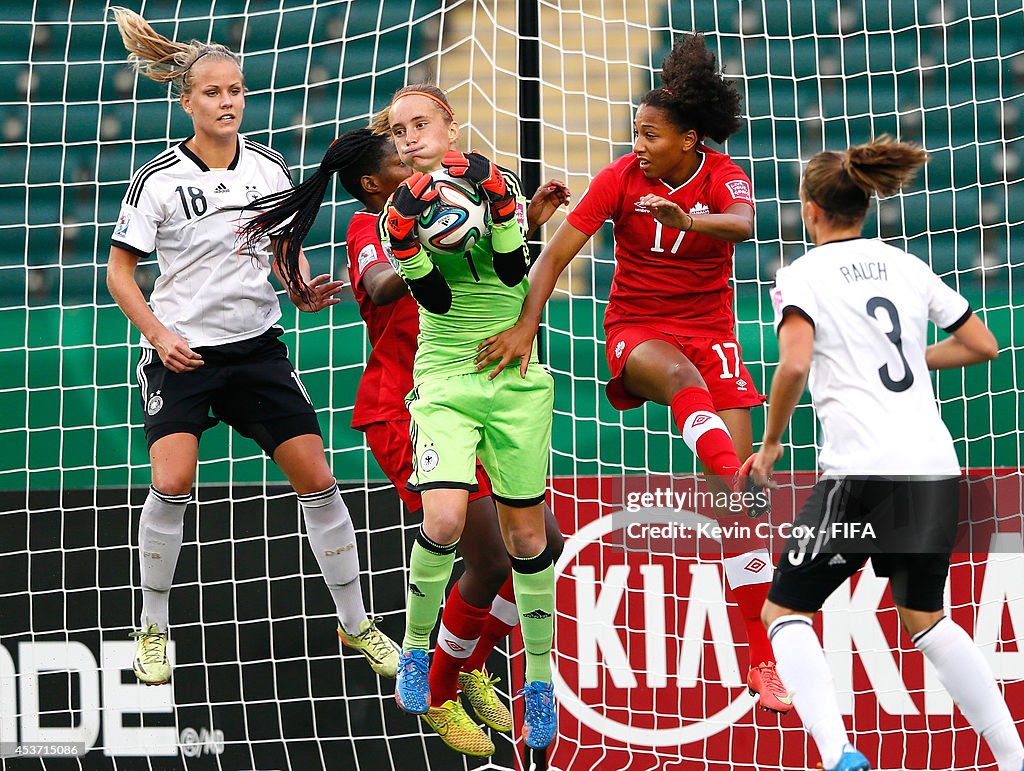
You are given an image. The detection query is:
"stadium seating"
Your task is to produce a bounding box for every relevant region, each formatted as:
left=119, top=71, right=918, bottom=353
left=0, top=0, right=1015, bottom=304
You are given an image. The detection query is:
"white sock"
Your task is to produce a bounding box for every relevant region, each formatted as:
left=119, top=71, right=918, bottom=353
left=722, top=548, right=773, bottom=590
left=298, top=483, right=367, bottom=634
left=768, top=615, right=850, bottom=770
left=913, top=616, right=1024, bottom=771
left=139, top=486, right=188, bottom=631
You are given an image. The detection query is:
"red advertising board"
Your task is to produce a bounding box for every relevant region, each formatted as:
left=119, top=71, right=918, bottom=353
left=532, top=473, right=1024, bottom=771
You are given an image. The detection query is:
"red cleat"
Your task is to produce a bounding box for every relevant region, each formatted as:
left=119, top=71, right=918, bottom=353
left=747, top=661, right=793, bottom=714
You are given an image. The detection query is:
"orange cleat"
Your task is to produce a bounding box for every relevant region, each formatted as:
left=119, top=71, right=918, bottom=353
left=747, top=661, right=793, bottom=714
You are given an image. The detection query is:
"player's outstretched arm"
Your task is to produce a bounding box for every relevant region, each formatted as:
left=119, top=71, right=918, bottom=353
left=386, top=172, right=452, bottom=314
left=271, top=244, right=342, bottom=313
left=361, top=263, right=408, bottom=307
left=751, top=311, right=814, bottom=485
left=926, top=313, right=999, bottom=370
left=526, top=180, right=571, bottom=238
left=475, top=219, right=590, bottom=379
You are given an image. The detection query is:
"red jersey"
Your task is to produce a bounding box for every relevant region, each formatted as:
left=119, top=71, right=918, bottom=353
left=345, top=209, right=419, bottom=430
left=566, top=147, right=753, bottom=337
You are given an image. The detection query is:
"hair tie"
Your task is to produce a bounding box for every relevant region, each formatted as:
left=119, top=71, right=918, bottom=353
left=394, top=89, right=455, bottom=120
left=661, top=87, right=673, bottom=95
left=185, top=50, right=210, bottom=73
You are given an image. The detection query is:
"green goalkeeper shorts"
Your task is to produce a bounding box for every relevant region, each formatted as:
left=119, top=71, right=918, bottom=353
left=406, top=366, right=554, bottom=506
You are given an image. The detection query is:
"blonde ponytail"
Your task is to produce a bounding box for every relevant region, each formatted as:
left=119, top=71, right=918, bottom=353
left=111, top=7, right=239, bottom=94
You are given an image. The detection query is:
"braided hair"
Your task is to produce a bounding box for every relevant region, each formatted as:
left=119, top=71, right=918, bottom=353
left=238, top=129, right=394, bottom=302
left=640, top=33, right=742, bottom=144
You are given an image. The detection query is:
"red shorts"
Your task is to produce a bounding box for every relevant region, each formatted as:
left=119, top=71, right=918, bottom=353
left=363, top=418, right=492, bottom=513
left=604, top=323, right=764, bottom=411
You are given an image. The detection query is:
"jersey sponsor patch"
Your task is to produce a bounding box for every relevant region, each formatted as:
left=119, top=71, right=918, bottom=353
left=724, top=179, right=752, bottom=201
left=357, top=244, right=379, bottom=274
left=115, top=210, right=131, bottom=238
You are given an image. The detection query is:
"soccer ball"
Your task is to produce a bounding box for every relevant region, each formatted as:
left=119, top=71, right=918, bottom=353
left=416, top=169, right=489, bottom=256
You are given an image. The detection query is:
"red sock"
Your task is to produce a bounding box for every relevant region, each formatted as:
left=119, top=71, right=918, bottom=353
left=722, top=550, right=775, bottom=667
left=462, top=574, right=519, bottom=674
left=430, top=581, right=489, bottom=704
left=670, top=387, right=741, bottom=478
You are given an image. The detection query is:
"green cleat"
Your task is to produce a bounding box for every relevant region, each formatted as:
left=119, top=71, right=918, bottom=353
left=458, top=669, right=513, bottom=732
left=337, top=616, right=400, bottom=678
left=421, top=699, right=495, bottom=757
left=130, top=623, right=170, bottom=685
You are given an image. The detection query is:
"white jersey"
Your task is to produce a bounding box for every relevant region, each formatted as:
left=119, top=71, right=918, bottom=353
left=771, top=237, right=971, bottom=476
left=111, top=135, right=292, bottom=349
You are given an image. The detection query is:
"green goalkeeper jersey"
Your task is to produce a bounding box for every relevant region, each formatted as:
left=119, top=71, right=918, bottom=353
left=379, top=167, right=535, bottom=384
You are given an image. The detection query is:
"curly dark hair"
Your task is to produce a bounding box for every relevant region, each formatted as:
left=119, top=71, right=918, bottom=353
left=640, top=33, right=742, bottom=143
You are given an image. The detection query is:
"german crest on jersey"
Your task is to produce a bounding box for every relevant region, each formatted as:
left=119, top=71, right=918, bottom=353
left=146, top=391, right=164, bottom=415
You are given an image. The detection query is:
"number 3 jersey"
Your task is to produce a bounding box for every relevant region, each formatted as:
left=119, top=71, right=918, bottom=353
left=111, top=135, right=293, bottom=349
left=772, top=238, right=972, bottom=476
left=566, top=147, right=754, bottom=338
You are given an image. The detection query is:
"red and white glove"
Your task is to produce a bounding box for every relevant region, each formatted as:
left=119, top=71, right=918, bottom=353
left=441, top=150, right=517, bottom=226
left=385, top=171, right=437, bottom=260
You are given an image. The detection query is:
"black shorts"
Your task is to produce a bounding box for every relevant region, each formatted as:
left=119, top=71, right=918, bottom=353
left=136, top=326, right=321, bottom=457
left=768, top=476, right=960, bottom=613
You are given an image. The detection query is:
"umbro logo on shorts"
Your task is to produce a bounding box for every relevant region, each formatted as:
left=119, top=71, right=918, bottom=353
left=523, top=609, right=551, bottom=620
left=614, top=340, right=625, bottom=359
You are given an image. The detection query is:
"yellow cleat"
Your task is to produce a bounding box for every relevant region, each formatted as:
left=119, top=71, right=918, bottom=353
left=458, top=669, right=513, bottom=733
left=421, top=699, right=495, bottom=757
left=337, top=616, right=401, bottom=679
left=130, top=623, right=170, bottom=685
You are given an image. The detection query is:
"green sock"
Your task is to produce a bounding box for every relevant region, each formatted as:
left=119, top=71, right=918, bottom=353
left=402, top=531, right=457, bottom=651
left=511, top=550, right=555, bottom=683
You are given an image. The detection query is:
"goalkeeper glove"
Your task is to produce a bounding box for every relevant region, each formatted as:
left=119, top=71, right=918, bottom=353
left=441, top=150, right=517, bottom=226
left=385, top=173, right=452, bottom=313
left=385, top=171, right=437, bottom=260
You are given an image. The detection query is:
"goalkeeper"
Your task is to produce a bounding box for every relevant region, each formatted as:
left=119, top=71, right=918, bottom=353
left=370, top=84, right=560, bottom=755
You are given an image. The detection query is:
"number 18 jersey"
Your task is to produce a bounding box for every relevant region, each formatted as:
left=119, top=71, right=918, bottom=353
left=771, top=238, right=972, bottom=475
left=111, top=135, right=293, bottom=349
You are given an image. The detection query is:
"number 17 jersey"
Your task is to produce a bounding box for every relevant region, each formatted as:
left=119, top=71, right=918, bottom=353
left=566, top=147, right=754, bottom=337
left=771, top=238, right=972, bottom=476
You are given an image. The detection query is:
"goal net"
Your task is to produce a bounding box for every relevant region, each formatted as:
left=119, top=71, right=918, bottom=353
left=0, top=1, right=1021, bottom=770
